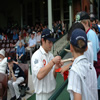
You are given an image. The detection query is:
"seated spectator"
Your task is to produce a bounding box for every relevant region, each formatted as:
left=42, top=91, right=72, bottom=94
left=26, top=32, right=36, bottom=58
left=23, top=29, right=26, bottom=38
left=53, top=23, right=58, bottom=38
left=16, top=41, right=25, bottom=63
left=25, top=32, right=30, bottom=46
left=26, top=32, right=36, bottom=49
left=13, top=31, right=18, bottom=40
left=57, top=20, right=62, bottom=36
left=2, top=32, right=7, bottom=40
left=10, top=35, right=25, bottom=48
left=0, top=49, right=7, bottom=74
left=7, top=56, right=25, bottom=100
left=0, top=49, right=18, bottom=74
left=0, top=33, right=3, bottom=40
left=36, top=30, right=41, bottom=48
left=27, top=25, right=31, bottom=33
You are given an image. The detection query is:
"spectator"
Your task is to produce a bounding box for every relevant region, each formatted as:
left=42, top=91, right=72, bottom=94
left=16, top=41, right=25, bottom=63
left=2, top=32, right=7, bottom=40
left=13, top=31, right=18, bottom=40
left=26, top=32, right=36, bottom=58
left=10, top=35, right=25, bottom=48
left=23, top=29, right=26, bottom=38
left=0, top=48, right=18, bottom=74
left=61, top=29, right=98, bottom=100
left=67, top=22, right=94, bottom=65
left=76, top=11, right=99, bottom=62
left=27, top=26, right=31, bottom=33
left=36, top=31, right=41, bottom=49
left=57, top=20, right=62, bottom=36
left=7, top=56, right=25, bottom=100
left=0, top=49, right=7, bottom=74
left=25, top=32, right=30, bottom=46
left=53, top=23, right=58, bottom=38
left=0, top=33, right=3, bottom=40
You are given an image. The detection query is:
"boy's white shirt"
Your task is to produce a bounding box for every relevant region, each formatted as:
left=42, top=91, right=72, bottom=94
left=67, top=55, right=98, bottom=100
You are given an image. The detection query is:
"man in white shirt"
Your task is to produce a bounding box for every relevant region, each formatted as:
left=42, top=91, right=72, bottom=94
left=31, top=28, right=62, bottom=100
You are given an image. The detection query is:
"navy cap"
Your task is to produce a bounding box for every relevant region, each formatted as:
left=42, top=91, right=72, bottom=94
left=7, top=56, right=13, bottom=62
left=41, top=28, right=56, bottom=42
left=70, top=29, right=87, bottom=49
left=76, top=11, right=90, bottom=22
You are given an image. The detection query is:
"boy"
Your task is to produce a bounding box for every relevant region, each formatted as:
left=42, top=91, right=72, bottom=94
left=67, top=29, right=98, bottom=100
left=7, top=56, right=25, bottom=100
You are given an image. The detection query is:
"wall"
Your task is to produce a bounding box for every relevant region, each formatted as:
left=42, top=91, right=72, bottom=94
left=73, top=0, right=90, bottom=20
left=0, top=0, right=21, bottom=28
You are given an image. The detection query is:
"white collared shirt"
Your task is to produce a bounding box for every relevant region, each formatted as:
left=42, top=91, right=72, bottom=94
left=31, top=46, right=56, bottom=94
left=67, top=55, right=98, bottom=100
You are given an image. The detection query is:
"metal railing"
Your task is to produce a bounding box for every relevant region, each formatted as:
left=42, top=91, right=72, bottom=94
left=48, top=79, right=69, bottom=100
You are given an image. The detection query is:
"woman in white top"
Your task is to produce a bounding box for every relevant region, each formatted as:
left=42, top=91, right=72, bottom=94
left=0, top=49, right=7, bottom=74
left=0, top=49, right=18, bottom=74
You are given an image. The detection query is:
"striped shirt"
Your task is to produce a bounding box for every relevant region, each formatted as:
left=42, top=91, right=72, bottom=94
left=7, top=63, right=25, bottom=79
left=67, top=55, right=98, bottom=100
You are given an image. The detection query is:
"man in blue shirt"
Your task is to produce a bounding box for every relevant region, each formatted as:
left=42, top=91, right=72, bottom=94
left=26, top=32, right=36, bottom=59
left=7, top=56, right=25, bottom=100
left=76, top=11, right=99, bottom=62
left=13, top=31, right=18, bottom=40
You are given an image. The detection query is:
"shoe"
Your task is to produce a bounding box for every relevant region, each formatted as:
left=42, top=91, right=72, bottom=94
left=17, top=96, right=21, bottom=100
left=10, top=96, right=16, bottom=100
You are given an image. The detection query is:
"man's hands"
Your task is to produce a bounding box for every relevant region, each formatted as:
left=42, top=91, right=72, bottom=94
left=52, top=56, right=61, bottom=64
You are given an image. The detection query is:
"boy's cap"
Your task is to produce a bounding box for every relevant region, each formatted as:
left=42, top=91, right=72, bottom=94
left=70, top=29, right=87, bottom=49
left=76, top=11, right=90, bottom=22
left=7, top=56, right=13, bottom=62
left=0, top=49, right=5, bottom=57
left=41, top=28, right=56, bottom=42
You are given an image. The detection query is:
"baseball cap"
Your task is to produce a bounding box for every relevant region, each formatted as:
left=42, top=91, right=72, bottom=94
left=7, top=56, right=13, bottom=62
left=70, top=29, right=87, bottom=49
left=0, top=49, right=5, bottom=57
left=41, top=28, right=56, bottom=42
left=89, top=13, right=96, bottom=22
left=76, top=11, right=90, bottom=22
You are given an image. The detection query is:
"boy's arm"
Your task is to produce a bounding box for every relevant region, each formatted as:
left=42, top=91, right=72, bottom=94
left=73, top=92, right=82, bottom=100
left=60, top=62, right=72, bottom=74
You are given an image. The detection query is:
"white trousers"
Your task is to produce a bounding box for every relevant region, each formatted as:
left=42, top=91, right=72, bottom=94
left=8, top=77, right=24, bottom=99
left=36, top=91, right=54, bottom=100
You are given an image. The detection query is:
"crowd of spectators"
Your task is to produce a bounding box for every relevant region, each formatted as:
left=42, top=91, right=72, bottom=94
left=0, top=21, right=66, bottom=63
